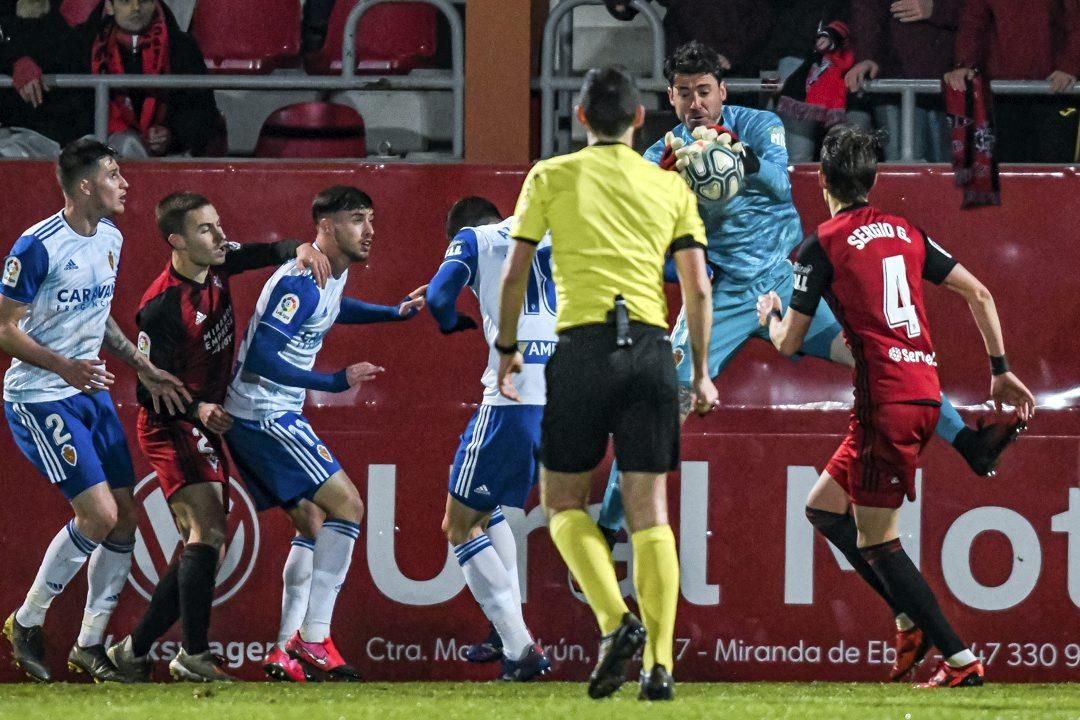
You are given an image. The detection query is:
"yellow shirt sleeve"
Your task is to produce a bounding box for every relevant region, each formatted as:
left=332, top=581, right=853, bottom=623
left=672, top=182, right=707, bottom=247
left=510, top=163, right=548, bottom=242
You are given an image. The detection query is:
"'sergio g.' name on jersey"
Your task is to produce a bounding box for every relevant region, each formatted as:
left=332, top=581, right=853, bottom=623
left=789, top=204, right=957, bottom=408
left=1, top=212, right=122, bottom=403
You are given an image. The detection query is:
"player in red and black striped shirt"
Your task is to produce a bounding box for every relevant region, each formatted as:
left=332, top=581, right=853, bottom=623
left=107, top=192, right=329, bottom=682
left=759, top=126, right=1034, bottom=689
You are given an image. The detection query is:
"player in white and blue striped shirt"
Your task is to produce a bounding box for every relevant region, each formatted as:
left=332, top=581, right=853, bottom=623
left=0, top=140, right=188, bottom=683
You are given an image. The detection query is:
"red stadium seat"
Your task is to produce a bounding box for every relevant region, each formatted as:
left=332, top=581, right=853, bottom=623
left=60, top=0, right=100, bottom=26
left=189, top=0, right=301, bottom=74
left=254, top=102, right=367, bottom=158
left=304, top=1, right=437, bottom=75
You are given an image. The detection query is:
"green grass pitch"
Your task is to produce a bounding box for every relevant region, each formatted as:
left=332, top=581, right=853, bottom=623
left=0, top=681, right=1076, bottom=720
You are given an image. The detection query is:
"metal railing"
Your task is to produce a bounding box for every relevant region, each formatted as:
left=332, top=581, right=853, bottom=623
left=538, top=0, right=665, bottom=158
left=0, top=0, right=464, bottom=158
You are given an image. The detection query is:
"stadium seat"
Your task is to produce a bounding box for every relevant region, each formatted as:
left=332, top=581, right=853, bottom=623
left=304, top=1, right=437, bottom=75
left=60, top=0, right=100, bottom=26
left=254, top=102, right=367, bottom=158
left=189, top=0, right=302, bottom=73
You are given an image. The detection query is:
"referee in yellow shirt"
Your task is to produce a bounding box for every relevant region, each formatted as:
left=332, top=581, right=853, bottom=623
left=495, top=66, right=717, bottom=701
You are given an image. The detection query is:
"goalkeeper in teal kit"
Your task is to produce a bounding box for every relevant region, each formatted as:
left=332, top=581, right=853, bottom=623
left=598, top=43, right=1026, bottom=608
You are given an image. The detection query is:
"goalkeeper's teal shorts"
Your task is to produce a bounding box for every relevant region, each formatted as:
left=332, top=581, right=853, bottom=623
left=671, top=259, right=842, bottom=384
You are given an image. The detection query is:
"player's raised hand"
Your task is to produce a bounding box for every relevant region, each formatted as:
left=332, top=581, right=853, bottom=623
left=139, top=364, right=192, bottom=416
left=346, top=361, right=384, bottom=387
left=991, top=372, right=1036, bottom=422
left=756, top=291, right=783, bottom=327
left=296, top=242, right=331, bottom=288
left=60, top=357, right=115, bottom=393
left=497, top=350, right=524, bottom=402
left=197, top=402, right=233, bottom=434
left=398, top=285, right=428, bottom=318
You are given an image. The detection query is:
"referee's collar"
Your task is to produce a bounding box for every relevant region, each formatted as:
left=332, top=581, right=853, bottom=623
left=588, top=141, right=628, bottom=148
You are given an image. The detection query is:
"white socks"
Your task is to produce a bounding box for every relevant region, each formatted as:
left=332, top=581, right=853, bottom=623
left=946, top=649, right=978, bottom=667
left=79, top=537, right=135, bottom=647
left=454, top=534, right=533, bottom=661
left=278, top=536, right=315, bottom=648
left=16, top=520, right=97, bottom=628
left=299, top=520, right=359, bottom=643
left=485, top=508, right=522, bottom=607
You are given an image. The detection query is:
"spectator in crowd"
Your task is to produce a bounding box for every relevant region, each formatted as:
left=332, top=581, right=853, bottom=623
left=0, top=0, right=91, bottom=154
left=602, top=0, right=774, bottom=77
left=58, top=0, right=219, bottom=157
left=768, top=0, right=850, bottom=82
left=846, top=0, right=963, bottom=162
left=945, top=0, right=1080, bottom=163
left=777, top=19, right=853, bottom=161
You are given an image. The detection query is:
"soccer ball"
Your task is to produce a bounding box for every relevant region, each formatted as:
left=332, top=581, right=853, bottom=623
left=679, top=141, right=745, bottom=203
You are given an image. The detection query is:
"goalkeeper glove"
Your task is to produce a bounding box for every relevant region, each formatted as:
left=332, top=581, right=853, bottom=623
left=659, top=131, right=686, bottom=171
left=694, top=124, right=759, bottom=174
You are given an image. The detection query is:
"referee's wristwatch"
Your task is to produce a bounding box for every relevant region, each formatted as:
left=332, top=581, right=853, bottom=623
left=494, top=340, right=519, bottom=356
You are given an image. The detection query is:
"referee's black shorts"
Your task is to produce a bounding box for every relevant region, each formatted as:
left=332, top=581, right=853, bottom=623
left=541, top=321, right=679, bottom=474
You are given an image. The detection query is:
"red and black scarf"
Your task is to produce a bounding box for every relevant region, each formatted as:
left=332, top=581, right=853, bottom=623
left=90, top=3, right=170, bottom=136
left=944, top=74, right=1000, bottom=208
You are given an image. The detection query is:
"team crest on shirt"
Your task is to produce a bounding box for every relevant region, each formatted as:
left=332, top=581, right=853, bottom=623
left=61, top=444, right=78, bottom=466
left=316, top=445, right=332, bottom=463
left=107, top=251, right=116, bottom=271
left=136, top=331, right=151, bottom=357
left=2, top=257, right=21, bottom=287
left=272, top=294, right=300, bottom=323
left=672, top=348, right=685, bottom=367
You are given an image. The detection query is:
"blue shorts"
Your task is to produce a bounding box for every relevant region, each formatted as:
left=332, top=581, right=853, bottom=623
left=5, top=392, right=135, bottom=501
left=449, top=404, right=542, bottom=512
left=672, top=260, right=843, bottom=383
left=225, top=412, right=342, bottom=511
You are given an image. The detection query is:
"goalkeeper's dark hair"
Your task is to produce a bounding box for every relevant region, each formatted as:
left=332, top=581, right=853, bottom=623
left=579, top=65, right=641, bottom=138
left=156, top=191, right=211, bottom=239
left=312, top=185, right=373, bottom=223
left=820, top=125, right=884, bottom=205
left=665, top=40, right=725, bottom=85
left=56, top=138, right=118, bottom=195
left=446, top=197, right=502, bottom=242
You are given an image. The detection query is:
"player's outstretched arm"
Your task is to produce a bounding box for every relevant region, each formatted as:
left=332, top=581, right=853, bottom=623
left=941, top=263, right=1035, bottom=420
left=337, top=285, right=427, bottom=325
left=104, top=316, right=191, bottom=415
left=0, top=295, right=113, bottom=392
left=495, top=238, right=536, bottom=401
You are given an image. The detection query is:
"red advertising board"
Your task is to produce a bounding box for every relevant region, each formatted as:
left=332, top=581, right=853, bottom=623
left=0, top=162, right=1076, bottom=682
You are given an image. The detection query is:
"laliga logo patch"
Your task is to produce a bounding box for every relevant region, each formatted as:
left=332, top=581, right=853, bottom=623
left=3, top=256, right=21, bottom=288
left=317, top=445, right=333, bottom=463
left=272, top=293, right=300, bottom=323
left=130, top=473, right=260, bottom=607
left=136, top=331, right=151, bottom=357
left=672, top=348, right=685, bottom=367
left=61, top=444, right=78, bottom=466
left=107, top=251, right=115, bottom=271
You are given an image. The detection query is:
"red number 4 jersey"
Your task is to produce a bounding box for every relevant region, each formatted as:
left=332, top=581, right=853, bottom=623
left=789, top=203, right=958, bottom=409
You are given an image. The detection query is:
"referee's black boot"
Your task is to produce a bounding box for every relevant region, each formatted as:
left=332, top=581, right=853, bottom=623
left=953, top=419, right=1027, bottom=477
left=638, top=664, right=675, bottom=701
left=587, top=612, right=646, bottom=699
left=3, top=611, right=51, bottom=683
